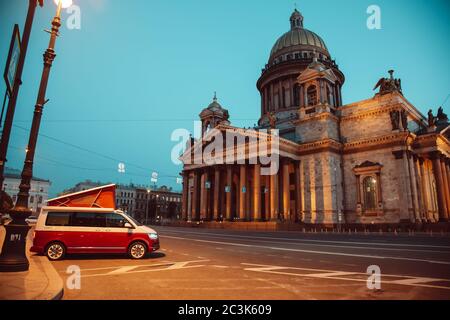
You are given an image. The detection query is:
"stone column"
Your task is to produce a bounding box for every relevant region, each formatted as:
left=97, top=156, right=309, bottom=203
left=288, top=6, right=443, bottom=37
left=192, top=171, right=200, bottom=221
left=282, top=160, right=291, bottom=221
left=425, top=159, right=439, bottom=221
left=397, top=151, right=414, bottom=222
left=355, top=174, right=361, bottom=216
left=289, top=78, right=294, bottom=108
left=270, top=171, right=279, bottom=220
left=430, top=152, right=448, bottom=222
left=294, top=161, right=302, bottom=223
left=376, top=172, right=383, bottom=205
left=213, top=168, right=220, bottom=221
left=199, top=172, right=206, bottom=220
left=253, top=164, right=261, bottom=221
left=416, top=157, right=428, bottom=221
left=182, top=173, right=189, bottom=220
left=299, top=84, right=304, bottom=108
left=226, top=167, right=233, bottom=221
left=239, top=165, right=247, bottom=220
left=407, top=152, right=421, bottom=223
left=440, top=156, right=450, bottom=219
left=264, top=175, right=270, bottom=221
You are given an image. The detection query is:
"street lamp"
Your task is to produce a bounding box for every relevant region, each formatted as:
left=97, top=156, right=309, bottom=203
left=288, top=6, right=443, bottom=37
left=0, top=0, right=43, bottom=212
left=0, top=0, right=71, bottom=272
left=145, top=189, right=150, bottom=225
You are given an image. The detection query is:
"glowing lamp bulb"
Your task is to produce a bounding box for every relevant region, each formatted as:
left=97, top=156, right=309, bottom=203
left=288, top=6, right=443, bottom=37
left=54, top=0, right=73, bottom=8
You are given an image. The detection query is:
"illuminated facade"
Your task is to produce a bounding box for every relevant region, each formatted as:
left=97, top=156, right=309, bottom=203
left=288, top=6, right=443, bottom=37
left=180, top=9, right=450, bottom=226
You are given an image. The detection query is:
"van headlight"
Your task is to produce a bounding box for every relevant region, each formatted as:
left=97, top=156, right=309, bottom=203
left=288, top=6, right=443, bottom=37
left=148, top=233, right=158, bottom=240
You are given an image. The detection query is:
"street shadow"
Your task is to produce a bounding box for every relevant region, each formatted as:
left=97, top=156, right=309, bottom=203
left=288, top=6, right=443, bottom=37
left=39, top=252, right=166, bottom=261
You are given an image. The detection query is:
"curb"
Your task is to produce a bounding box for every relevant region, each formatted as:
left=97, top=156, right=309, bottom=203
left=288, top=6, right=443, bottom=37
left=32, top=255, right=64, bottom=300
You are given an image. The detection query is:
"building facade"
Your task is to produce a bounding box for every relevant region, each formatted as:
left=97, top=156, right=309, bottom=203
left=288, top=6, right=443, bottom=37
left=2, top=167, right=51, bottom=216
left=180, top=9, right=450, bottom=227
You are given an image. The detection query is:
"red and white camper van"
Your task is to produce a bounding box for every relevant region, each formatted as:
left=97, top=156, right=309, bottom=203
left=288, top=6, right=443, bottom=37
left=30, top=185, right=159, bottom=261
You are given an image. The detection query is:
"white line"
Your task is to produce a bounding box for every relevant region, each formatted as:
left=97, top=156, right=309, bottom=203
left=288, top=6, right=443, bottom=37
left=73, top=262, right=175, bottom=272
left=242, top=263, right=450, bottom=291
left=80, top=260, right=210, bottom=278
left=160, top=229, right=450, bottom=249
left=107, top=266, right=140, bottom=275
left=162, top=235, right=450, bottom=265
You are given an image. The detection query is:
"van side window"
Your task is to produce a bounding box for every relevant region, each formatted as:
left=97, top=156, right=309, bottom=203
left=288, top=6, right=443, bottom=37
left=106, top=213, right=127, bottom=228
left=71, top=213, right=105, bottom=228
left=46, top=212, right=71, bottom=226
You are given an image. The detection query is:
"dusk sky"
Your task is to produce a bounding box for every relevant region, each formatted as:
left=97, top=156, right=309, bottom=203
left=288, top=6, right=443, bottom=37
left=0, top=0, right=449, bottom=197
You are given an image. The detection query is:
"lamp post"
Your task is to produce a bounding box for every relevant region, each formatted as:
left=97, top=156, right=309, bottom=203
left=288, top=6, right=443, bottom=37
left=145, top=189, right=150, bottom=225
left=0, top=0, right=72, bottom=272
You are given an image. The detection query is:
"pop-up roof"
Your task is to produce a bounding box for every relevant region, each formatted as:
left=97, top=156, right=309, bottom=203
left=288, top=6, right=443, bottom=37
left=47, top=184, right=116, bottom=209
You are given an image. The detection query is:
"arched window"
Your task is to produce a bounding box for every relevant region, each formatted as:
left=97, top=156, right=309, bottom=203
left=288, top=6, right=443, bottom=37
left=293, top=84, right=300, bottom=106
left=363, top=176, right=377, bottom=210
left=307, top=85, right=317, bottom=106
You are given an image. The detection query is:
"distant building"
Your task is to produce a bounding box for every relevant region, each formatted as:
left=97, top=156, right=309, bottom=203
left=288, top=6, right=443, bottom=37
left=60, top=181, right=182, bottom=222
left=116, top=184, right=136, bottom=215
left=2, top=167, right=51, bottom=216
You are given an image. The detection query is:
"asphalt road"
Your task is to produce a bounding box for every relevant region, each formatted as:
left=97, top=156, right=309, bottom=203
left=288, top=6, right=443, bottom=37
left=49, top=226, right=450, bottom=300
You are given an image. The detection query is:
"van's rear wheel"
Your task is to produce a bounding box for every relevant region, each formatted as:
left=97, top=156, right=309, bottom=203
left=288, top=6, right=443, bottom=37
left=128, top=241, right=147, bottom=259
left=46, top=242, right=66, bottom=261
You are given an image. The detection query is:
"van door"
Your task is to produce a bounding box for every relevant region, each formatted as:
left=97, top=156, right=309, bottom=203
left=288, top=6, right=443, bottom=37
left=70, top=212, right=106, bottom=253
left=101, top=213, right=134, bottom=252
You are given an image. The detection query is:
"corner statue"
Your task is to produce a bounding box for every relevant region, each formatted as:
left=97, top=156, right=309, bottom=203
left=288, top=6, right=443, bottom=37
left=437, top=106, right=448, bottom=122
left=373, top=70, right=403, bottom=96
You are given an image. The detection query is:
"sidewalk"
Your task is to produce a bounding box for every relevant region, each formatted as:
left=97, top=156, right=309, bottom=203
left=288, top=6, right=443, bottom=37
left=0, top=226, right=64, bottom=300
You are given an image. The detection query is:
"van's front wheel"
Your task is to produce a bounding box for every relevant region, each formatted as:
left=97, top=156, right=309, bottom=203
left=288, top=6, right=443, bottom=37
left=46, top=242, right=66, bottom=261
left=128, top=241, right=147, bottom=259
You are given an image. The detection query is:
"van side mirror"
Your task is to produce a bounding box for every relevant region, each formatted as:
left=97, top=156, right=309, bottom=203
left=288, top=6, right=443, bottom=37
left=124, top=222, right=133, bottom=229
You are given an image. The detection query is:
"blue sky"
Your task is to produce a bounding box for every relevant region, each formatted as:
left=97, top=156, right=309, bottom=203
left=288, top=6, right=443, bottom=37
left=0, top=0, right=449, bottom=197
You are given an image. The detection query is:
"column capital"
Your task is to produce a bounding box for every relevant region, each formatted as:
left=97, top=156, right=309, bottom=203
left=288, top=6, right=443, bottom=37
left=429, top=151, right=442, bottom=160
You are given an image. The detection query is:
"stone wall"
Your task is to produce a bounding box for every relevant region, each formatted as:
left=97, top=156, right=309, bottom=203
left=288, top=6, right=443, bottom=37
left=299, top=151, right=343, bottom=224
left=342, top=148, right=408, bottom=224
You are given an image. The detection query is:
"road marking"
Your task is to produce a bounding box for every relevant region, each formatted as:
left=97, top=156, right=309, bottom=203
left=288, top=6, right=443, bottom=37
left=161, top=229, right=450, bottom=250
left=162, top=235, right=450, bottom=265
left=242, top=263, right=450, bottom=290
left=107, top=266, right=140, bottom=275
left=76, top=260, right=210, bottom=278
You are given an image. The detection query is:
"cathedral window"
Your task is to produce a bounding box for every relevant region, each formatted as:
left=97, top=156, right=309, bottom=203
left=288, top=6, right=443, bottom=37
left=353, top=161, right=383, bottom=215
left=307, top=85, right=317, bottom=106
left=293, top=84, right=300, bottom=106
left=363, top=176, right=377, bottom=211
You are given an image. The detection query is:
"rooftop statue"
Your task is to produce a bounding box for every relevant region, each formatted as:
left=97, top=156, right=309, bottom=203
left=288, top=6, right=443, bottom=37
left=373, top=70, right=403, bottom=96
left=437, top=106, right=448, bottom=122
left=428, top=109, right=436, bottom=127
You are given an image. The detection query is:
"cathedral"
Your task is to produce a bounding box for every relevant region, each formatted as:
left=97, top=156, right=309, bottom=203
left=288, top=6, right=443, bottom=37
left=180, top=9, right=450, bottom=228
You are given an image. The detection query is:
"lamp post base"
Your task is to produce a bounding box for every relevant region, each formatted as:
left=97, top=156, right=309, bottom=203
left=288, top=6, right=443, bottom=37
left=0, top=223, right=31, bottom=272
